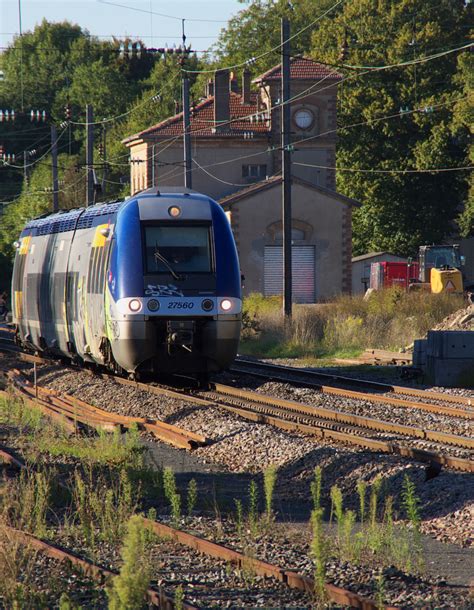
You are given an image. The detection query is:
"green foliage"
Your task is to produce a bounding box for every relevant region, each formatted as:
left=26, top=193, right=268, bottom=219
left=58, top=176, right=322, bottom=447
left=356, top=479, right=367, bottom=525
left=187, top=478, right=198, bottom=517
left=3, top=469, right=51, bottom=537
left=163, top=467, right=181, bottom=526
left=107, top=515, right=151, bottom=610
left=310, top=466, right=323, bottom=512
left=263, top=465, right=277, bottom=522
left=248, top=479, right=259, bottom=537
left=310, top=0, right=471, bottom=255
left=310, top=508, right=328, bottom=605
left=240, top=291, right=464, bottom=358
left=402, top=475, right=421, bottom=528
left=234, top=498, right=244, bottom=539
left=72, top=467, right=137, bottom=547
left=174, top=585, right=184, bottom=610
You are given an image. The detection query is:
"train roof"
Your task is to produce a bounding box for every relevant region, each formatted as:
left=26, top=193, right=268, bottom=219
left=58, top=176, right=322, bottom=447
left=22, top=189, right=215, bottom=237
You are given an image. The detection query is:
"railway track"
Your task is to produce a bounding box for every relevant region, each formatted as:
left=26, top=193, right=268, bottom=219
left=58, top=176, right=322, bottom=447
left=232, top=358, right=474, bottom=419
left=2, top=369, right=208, bottom=451
left=0, top=440, right=399, bottom=610
left=1, top=346, right=473, bottom=471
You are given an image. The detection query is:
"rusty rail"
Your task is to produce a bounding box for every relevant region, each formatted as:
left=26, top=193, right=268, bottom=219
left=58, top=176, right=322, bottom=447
left=210, top=383, right=474, bottom=450
left=144, top=519, right=400, bottom=610
left=5, top=526, right=198, bottom=609
left=232, top=360, right=474, bottom=419
left=3, top=371, right=208, bottom=451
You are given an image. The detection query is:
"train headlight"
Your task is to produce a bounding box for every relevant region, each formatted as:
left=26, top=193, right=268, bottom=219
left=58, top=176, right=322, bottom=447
left=148, top=299, right=160, bottom=312
left=201, top=299, right=213, bottom=312
left=168, top=206, right=181, bottom=218
left=220, top=299, right=232, bottom=312
left=128, top=299, right=142, bottom=312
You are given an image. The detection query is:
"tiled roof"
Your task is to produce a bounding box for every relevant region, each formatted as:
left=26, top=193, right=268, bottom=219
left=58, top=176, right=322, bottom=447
left=253, top=57, right=341, bottom=83
left=124, top=91, right=270, bottom=143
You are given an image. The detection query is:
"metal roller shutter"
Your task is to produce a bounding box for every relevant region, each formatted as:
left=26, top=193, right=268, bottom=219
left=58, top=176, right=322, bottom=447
left=264, top=245, right=315, bottom=303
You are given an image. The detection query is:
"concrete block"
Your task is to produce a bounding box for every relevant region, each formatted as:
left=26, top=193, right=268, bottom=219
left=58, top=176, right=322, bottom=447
left=426, top=330, right=474, bottom=359
left=425, top=355, right=474, bottom=388
left=412, top=339, right=427, bottom=368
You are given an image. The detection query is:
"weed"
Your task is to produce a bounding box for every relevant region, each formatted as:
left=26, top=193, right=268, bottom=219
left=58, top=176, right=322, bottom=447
left=107, top=515, right=152, bottom=610
left=330, top=485, right=344, bottom=541
left=234, top=499, right=244, bottom=539
left=402, top=474, right=421, bottom=528
left=356, top=479, right=367, bottom=525
left=72, top=466, right=138, bottom=548
left=163, top=467, right=181, bottom=526
left=248, top=479, right=259, bottom=537
left=310, top=508, right=328, bottom=607
left=263, top=465, right=277, bottom=523
left=59, top=592, right=82, bottom=609
left=310, top=466, right=323, bottom=512
left=2, top=469, right=51, bottom=537
left=174, top=584, right=184, bottom=610
left=187, top=479, right=197, bottom=517
left=374, top=571, right=386, bottom=610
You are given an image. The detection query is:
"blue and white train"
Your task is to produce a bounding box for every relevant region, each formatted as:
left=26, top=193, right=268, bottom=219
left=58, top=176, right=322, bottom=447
left=11, top=187, right=241, bottom=380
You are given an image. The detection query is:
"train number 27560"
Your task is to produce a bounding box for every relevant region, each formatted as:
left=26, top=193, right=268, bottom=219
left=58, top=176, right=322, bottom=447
left=167, top=301, right=194, bottom=309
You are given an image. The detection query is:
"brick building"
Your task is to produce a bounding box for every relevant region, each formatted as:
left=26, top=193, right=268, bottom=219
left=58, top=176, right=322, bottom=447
left=123, top=58, right=360, bottom=302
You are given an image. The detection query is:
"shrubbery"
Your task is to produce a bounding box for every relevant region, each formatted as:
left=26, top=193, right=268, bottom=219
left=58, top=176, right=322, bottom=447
left=240, top=289, right=464, bottom=359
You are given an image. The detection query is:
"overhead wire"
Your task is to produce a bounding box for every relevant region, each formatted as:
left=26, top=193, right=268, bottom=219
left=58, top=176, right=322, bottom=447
left=181, top=0, right=346, bottom=74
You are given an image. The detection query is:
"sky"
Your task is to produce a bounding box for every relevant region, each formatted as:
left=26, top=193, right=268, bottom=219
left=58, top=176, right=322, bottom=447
left=0, top=0, right=244, bottom=51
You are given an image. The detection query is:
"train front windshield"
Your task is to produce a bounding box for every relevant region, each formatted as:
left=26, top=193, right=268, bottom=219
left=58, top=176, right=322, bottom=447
left=144, top=225, right=213, bottom=274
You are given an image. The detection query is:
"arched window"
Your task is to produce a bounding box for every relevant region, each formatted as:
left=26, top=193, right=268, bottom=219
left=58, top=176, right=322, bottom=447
left=266, top=219, right=313, bottom=243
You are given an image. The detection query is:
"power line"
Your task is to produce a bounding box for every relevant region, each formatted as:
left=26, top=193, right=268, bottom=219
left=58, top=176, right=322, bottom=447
left=96, top=0, right=229, bottom=23
left=293, top=161, right=473, bottom=174
left=182, top=0, right=346, bottom=74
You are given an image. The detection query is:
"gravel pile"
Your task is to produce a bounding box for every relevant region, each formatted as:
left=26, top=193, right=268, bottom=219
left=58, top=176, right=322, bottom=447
left=433, top=305, right=474, bottom=332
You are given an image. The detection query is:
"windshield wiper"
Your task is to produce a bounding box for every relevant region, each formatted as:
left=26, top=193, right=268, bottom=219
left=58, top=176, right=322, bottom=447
left=154, top=246, right=183, bottom=281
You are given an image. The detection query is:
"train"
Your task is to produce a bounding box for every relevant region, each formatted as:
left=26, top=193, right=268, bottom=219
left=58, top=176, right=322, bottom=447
left=11, top=187, right=242, bottom=382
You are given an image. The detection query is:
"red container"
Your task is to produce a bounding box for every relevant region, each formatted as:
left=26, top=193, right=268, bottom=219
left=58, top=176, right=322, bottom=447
left=370, top=261, right=419, bottom=290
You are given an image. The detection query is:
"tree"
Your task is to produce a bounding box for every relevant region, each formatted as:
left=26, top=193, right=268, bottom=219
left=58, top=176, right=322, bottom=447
left=452, top=50, right=474, bottom=237
left=310, top=0, right=472, bottom=255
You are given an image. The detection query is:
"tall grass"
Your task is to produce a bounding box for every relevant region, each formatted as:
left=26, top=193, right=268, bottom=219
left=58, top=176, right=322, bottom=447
left=241, top=290, right=464, bottom=358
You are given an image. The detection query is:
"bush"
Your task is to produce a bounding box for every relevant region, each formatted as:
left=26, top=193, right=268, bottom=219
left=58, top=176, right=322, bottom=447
left=239, top=290, right=464, bottom=359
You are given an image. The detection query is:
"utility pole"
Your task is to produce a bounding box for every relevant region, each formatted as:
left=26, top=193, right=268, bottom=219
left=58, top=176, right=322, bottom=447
left=101, top=123, right=107, bottom=196
left=51, top=124, right=59, bottom=212
left=181, top=20, right=192, bottom=189
left=182, top=76, right=192, bottom=189
left=86, top=104, right=94, bottom=206
left=281, top=17, right=292, bottom=321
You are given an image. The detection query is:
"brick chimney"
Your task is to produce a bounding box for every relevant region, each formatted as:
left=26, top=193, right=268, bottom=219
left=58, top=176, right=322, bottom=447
left=214, top=69, right=230, bottom=131
left=229, top=71, right=239, bottom=93
left=242, top=69, right=251, bottom=104
left=206, top=79, right=214, bottom=97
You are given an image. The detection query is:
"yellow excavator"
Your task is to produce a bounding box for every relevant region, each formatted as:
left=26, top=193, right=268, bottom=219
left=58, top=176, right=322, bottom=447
left=409, top=245, right=465, bottom=294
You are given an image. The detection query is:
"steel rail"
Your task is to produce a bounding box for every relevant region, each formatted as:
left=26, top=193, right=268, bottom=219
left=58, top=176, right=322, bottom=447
left=143, top=519, right=400, bottom=610
left=209, top=383, right=474, bottom=450
left=3, top=372, right=208, bottom=450
left=204, top=391, right=474, bottom=473
left=5, top=526, right=198, bottom=609
left=93, top=374, right=474, bottom=472
left=232, top=363, right=474, bottom=421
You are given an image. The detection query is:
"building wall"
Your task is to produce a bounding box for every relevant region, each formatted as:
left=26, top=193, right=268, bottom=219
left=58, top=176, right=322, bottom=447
left=129, top=142, right=148, bottom=195
left=352, top=254, right=407, bottom=294
left=142, top=140, right=272, bottom=200
left=231, top=182, right=349, bottom=301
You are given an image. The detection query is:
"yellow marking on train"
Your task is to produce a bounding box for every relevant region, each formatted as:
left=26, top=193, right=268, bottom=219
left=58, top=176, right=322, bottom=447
left=14, top=291, right=23, bottom=319
left=92, top=224, right=109, bottom=248
left=19, top=236, right=31, bottom=255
